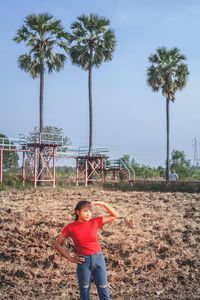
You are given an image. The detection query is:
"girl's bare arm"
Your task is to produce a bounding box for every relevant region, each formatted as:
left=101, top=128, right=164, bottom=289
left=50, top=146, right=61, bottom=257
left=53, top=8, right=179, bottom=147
left=54, top=234, right=84, bottom=264
left=93, top=201, right=119, bottom=224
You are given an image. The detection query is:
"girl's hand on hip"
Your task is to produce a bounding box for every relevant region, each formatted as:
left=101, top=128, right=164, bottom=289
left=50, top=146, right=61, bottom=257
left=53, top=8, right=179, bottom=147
left=70, top=254, right=85, bottom=264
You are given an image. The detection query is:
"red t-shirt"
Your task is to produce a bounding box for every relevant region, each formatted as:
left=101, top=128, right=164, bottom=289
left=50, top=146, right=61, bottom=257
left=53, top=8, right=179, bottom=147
left=61, top=216, right=103, bottom=255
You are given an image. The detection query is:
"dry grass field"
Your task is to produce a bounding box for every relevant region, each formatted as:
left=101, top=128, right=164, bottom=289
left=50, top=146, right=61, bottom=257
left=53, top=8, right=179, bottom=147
left=0, top=187, right=199, bottom=299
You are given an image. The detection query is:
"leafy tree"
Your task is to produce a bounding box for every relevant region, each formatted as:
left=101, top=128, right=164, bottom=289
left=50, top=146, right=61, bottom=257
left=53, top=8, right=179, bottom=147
left=121, top=154, right=131, bottom=164
left=27, top=126, right=70, bottom=147
left=190, top=166, right=200, bottom=180
left=25, top=126, right=70, bottom=185
left=171, top=150, right=190, bottom=167
left=118, top=151, right=200, bottom=181
left=13, top=13, right=68, bottom=133
left=147, top=47, right=189, bottom=180
left=157, top=165, right=165, bottom=178
left=136, top=165, right=159, bottom=179
left=0, top=134, right=19, bottom=171
left=170, top=149, right=190, bottom=179
left=131, top=158, right=140, bottom=169
left=68, top=14, right=116, bottom=155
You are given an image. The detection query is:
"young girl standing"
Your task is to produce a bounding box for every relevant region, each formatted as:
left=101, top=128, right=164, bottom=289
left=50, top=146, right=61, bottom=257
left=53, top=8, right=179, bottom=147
left=54, top=200, right=119, bottom=300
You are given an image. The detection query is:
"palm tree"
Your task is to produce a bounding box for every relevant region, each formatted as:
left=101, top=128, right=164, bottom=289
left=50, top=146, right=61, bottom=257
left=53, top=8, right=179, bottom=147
left=147, top=47, right=189, bottom=180
left=13, top=13, right=68, bottom=134
left=68, top=14, right=116, bottom=155
left=14, top=13, right=68, bottom=185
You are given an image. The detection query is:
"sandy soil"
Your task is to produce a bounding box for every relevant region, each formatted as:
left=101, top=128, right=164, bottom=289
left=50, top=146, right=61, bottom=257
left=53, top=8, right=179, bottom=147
left=0, top=187, right=200, bottom=299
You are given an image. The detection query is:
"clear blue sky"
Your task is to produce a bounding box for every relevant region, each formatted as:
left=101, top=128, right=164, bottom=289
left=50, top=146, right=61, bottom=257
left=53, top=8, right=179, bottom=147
left=1, top=0, right=200, bottom=166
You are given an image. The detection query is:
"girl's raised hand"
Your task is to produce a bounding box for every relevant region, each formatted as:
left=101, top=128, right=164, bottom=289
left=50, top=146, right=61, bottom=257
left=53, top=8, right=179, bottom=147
left=93, top=201, right=119, bottom=224
left=93, top=201, right=106, bottom=207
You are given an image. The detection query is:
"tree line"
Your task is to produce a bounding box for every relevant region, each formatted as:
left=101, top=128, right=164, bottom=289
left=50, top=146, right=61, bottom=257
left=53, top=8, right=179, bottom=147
left=120, top=150, right=200, bottom=180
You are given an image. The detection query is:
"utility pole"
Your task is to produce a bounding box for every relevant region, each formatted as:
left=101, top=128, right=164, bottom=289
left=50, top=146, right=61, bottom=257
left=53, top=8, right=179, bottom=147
left=193, top=137, right=199, bottom=166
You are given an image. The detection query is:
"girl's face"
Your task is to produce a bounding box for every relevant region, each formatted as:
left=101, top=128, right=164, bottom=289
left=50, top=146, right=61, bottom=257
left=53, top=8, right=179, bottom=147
left=76, top=205, right=92, bottom=222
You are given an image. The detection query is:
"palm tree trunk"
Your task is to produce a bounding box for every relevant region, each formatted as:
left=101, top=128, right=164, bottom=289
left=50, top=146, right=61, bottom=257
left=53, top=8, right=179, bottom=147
left=39, top=61, right=44, bottom=135
left=39, top=60, right=45, bottom=185
left=166, top=97, right=170, bottom=180
left=88, top=47, right=93, bottom=156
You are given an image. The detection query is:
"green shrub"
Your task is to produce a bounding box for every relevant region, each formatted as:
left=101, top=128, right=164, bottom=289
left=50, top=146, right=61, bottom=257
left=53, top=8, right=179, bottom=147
left=0, top=183, right=5, bottom=191
left=4, top=173, right=23, bottom=188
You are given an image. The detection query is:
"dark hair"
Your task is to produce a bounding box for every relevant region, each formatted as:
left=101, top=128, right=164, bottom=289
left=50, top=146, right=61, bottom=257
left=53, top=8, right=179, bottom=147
left=74, top=200, right=91, bottom=220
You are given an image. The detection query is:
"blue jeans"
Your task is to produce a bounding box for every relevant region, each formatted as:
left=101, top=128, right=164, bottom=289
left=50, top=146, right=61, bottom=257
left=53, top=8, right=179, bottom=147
left=76, top=251, right=110, bottom=300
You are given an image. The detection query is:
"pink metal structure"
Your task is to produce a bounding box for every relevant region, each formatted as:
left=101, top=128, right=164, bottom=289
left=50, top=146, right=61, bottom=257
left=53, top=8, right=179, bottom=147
left=0, top=135, right=60, bottom=188
left=22, top=144, right=57, bottom=188
left=0, top=136, right=135, bottom=187
left=75, top=155, right=107, bottom=186
left=0, top=145, right=57, bottom=188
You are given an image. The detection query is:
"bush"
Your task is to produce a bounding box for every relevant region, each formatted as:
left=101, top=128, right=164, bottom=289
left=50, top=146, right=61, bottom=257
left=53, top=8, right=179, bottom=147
left=0, top=183, right=5, bottom=191
left=4, top=173, right=23, bottom=188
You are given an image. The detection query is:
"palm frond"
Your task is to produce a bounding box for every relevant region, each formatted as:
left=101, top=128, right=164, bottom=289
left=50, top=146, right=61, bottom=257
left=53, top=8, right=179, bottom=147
left=14, top=13, right=68, bottom=77
left=147, top=47, right=189, bottom=101
left=18, top=54, right=40, bottom=78
left=68, top=14, right=116, bottom=70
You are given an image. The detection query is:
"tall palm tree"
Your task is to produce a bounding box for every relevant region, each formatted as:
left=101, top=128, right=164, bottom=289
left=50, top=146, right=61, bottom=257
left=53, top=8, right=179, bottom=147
left=13, top=13, right=68, bottom=134
left=68, top=14, right=116, bottom=155
left=14, top=13, right=68, bottom=184
left=147, top=47, right=189, bottom=180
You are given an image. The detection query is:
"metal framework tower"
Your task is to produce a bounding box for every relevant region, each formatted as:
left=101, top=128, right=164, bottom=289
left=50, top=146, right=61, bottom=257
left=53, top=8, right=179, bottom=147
left=75, top=155, right=107, bottom=186
left=0, top=134, right=61, bottom=187
left=75, top=148, right=109, bottom=186
left=21, top=143, right=57, bottom=188
left=75, top=149, right=135, bottom=186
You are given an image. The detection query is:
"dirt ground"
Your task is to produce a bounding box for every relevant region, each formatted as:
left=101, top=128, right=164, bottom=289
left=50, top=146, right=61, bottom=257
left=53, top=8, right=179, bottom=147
left=0, top=187, right=199, bottom=299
